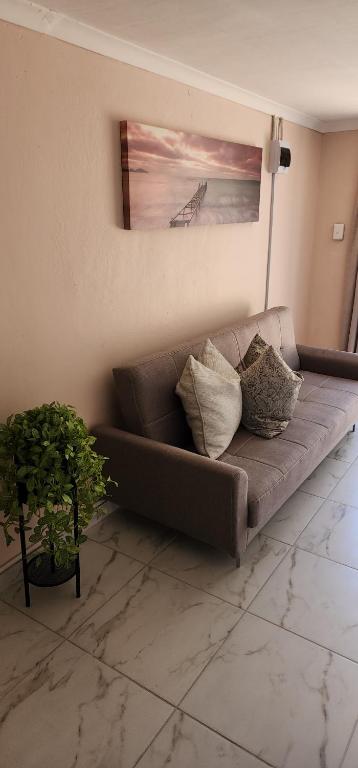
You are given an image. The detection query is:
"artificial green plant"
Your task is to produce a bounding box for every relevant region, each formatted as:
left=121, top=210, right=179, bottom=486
left=0, top=402, right=114, bottom=566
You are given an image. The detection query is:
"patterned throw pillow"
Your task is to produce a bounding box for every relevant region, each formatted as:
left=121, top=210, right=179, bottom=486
left=242, top=333, right=269, bottom=369
left=241, top=345, right=303, bottom=438
left=176, top=340, right=242, bottom=459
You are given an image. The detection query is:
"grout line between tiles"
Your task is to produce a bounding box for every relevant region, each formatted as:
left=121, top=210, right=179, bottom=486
left=294, top=544, right=358, bottom=572
left=65, top=534, right=182, bottom=639
left=131, top=709, right=177, bottom=768
left=2, top=599, right=356, bottom=768
left=339, top=716, right=358, bottom=768
left=149, top=537, right=290, bottom=610
left=297, top=489, right=327, bottom=501
left=244, top=607, right=358, bottom=666
left=84, top=537, right=151, bottom=564
left=300, top=461, right=353, bottom=499
left=0, top=558, right=148, bottom=640
left=86, top=530, right=178, bottom=566
left=67, top=634, right=177, bottom=709
left=241, top=541, right=295, bottom=613
left=261, top=493, right=328, bottom=547
left=263, top=530, right=358, bottom=575
left=248, top=469, right=358, bottom=611
left=67, top=605, right=247, bottom=720
left=298, top=487, right=354, bottom=502
left=0, top=634, right=67, bottom=701
left=145, top=561, right=253, bottom=609
left=66, top=564, right=149, bottom=639
left=73, top=628, right=278, bottom=768
left=70, top=623, right=275, bottom=768
left=175, top=610, right=247, bottom=709
left=173, top=708, right=277, bottom=768
left=11, top=501, right=358, bottom=660
left=0, top=591, right=69, bottom=637
left=65, top=538, right=178, bottom=639
left=0, top=534, right=178, bottom=643
left=3, top=541, right=358, bottom=762
left=5, top=560, right=358, bottom=679
left=3, top=593, right=355, bottom=768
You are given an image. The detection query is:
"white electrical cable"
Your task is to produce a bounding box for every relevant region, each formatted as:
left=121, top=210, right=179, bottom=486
left=264, top=115, right=280, bottom=310
left=264, top=171, right=276, bottom=311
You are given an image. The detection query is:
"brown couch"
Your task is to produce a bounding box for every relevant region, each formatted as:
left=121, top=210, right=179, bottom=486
left=94, top=306, right=358, bottom=566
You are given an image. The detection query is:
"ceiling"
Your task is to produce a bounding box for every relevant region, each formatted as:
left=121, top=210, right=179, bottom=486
left=5, top=0, right=358, bottom=126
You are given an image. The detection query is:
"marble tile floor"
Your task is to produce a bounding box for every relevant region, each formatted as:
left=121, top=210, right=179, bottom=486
left=1, top=429, right=358, bottom=767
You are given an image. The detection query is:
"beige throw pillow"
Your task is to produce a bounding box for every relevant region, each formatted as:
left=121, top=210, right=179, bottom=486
left=241, top=345, right=303, bottom=438
left=199, top=338, right=239, bottom=382
left=175, top=340, right=242, bottom=459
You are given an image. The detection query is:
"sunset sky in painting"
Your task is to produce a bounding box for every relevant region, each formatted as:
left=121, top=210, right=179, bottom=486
left=124, top=121, right=262, bottom=181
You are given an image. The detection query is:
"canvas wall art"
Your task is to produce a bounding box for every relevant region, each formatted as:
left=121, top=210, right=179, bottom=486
left=120, top=121, right=262, bottom=230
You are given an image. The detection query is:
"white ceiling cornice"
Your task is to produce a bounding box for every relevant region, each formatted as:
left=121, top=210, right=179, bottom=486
left=319, top=118, right=358, bottom=134
left=1, top=0, right=358, bottom=135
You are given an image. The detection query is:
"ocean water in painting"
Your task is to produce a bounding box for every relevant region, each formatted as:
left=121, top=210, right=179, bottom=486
left=129, top=173, right=260, bottom=229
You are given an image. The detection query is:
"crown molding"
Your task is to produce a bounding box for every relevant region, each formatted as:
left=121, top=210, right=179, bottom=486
left=1, top=0, right=357, bottom=135
left=319, top=117, right=358, bottom=133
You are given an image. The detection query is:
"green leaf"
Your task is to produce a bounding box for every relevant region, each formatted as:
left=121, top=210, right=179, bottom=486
left=17, top=465, right=30, bottom=480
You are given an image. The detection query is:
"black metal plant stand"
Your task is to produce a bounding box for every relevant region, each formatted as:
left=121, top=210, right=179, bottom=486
left=18, top=489, right=81, bottom=608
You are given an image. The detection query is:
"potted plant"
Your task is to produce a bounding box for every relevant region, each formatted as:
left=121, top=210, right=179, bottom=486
left=0, top=402, right=114, bottom=606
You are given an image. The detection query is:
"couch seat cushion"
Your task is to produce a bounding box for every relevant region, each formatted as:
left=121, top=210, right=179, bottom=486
left=219, top=371, right=358, bottom=528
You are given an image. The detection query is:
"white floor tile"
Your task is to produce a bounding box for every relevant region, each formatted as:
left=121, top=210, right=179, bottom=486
left=329, top=458, right=358, bottom=508
left=0, top=540, right=143, bottom=637
left=182, top=613, right=358, bottom=768
left=341, top=722, right=358, bottom=768
left=137, top=711, right=267, bottom=768
left=250, top=547, right=358, bottom=661
left=0, top=600, right=61, bottom=697
left=300, top=458, right=348, bottom=497
left=88, top=508, right=175, bottom=562
left=72, top=566, right=240, bottom=704
left=152, top=533, right=289, bottom=608
left=329, top=430, right=358, bottom=463
left=0, top=641, right=172, bottom=768
left=297, top=499, right=358, bottom=568
left=262, top=490, right=324, bottom=544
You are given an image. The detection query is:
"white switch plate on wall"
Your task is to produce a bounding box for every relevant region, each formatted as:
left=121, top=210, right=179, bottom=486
left=332, top=223, right=345, bottom=240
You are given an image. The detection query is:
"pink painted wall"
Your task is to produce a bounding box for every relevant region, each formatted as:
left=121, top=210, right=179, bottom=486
left=269, top=121, right=323, bottom=339
left=0, top=19, right=322, bottom=567
left=308, top=130, right=358, bottom=349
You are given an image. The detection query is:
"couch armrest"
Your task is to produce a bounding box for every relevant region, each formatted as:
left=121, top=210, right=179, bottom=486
left=93, top=426, right=248, bottom=559
left=297, top=344, right=358, bottom=380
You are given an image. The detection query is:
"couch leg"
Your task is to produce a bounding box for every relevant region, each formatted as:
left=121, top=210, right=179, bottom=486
left=353, top=424, right=356, bottom=433
left=235, top=555, right=241, bottom=569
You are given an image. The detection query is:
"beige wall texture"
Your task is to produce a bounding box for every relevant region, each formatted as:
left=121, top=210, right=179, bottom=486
left=0, top=20, right=324, bottom=567
left=0, top=20, right=322, bottom=426
left=308, top=130, right=358, bottom=349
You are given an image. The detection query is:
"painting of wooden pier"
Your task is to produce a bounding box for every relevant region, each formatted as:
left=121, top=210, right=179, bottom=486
left=120, top=121, right=262, bottom=230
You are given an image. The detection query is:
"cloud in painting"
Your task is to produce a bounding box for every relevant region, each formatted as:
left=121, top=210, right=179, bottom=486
left=124, top=122, right=262, bottom=181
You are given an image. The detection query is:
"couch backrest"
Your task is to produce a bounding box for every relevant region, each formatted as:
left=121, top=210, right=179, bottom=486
left=113, top=306, right=299, bottom=447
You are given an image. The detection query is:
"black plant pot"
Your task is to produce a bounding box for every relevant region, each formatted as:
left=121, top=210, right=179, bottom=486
left=27, top=552, right=77, bottom=587
left=17, top=482, right=81, bottom=607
